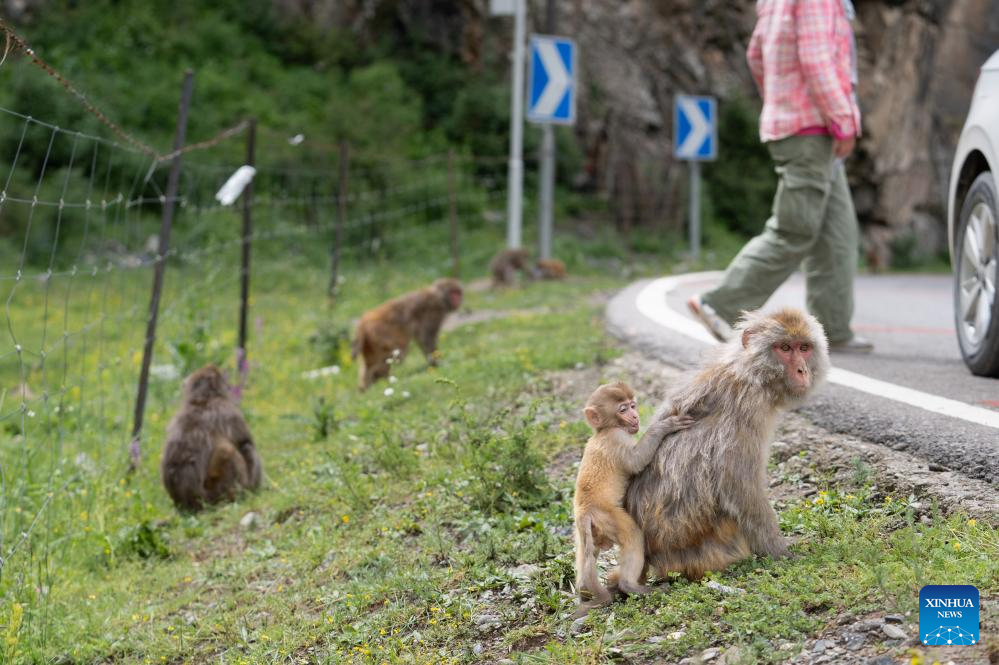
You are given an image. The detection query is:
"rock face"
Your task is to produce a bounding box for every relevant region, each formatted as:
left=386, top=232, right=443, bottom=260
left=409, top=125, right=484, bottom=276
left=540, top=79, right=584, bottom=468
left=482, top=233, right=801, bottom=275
left=288, top=1, right=999, bottom=263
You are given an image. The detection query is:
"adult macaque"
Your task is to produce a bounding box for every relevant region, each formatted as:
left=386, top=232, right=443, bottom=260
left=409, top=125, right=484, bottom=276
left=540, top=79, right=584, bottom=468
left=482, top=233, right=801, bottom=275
left=624, top=307, right=829, bottom=581
left=489, top=247, right=531, bottom=287
left=533, top=258, right=566, bottom=280
left=574, top=382, right=694, bottom=613
left=352, top=278, right=463, bottom=390
left=161, top=365, right=262, bottom=511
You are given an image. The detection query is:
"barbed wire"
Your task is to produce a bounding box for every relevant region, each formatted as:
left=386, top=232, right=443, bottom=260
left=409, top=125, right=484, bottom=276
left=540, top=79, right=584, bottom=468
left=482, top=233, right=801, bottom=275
left=0, top=19, right=248, bottom=163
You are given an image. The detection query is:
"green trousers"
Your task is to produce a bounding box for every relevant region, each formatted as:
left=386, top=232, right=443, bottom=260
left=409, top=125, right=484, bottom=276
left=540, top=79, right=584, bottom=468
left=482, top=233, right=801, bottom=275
left=701, top=134, right=858, bottom=343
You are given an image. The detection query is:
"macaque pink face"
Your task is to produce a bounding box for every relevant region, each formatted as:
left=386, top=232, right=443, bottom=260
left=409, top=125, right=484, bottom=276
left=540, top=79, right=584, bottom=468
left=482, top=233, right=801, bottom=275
left=773, top=340, right=814, bottom=393
left=449, top=289, right=463, bottom=309
left=617, top=399, right=640, bottom=435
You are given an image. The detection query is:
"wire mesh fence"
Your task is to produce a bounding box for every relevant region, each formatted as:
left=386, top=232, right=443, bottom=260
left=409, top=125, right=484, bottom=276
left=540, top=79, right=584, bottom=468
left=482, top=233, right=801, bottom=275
left=0, top=40, right=516, bottom=646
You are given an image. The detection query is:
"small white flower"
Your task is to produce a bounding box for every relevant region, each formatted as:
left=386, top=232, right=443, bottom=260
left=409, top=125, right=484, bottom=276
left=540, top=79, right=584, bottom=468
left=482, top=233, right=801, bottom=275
left=384, top=388, right=395, bottom=397
left=26, top=410, right=35, bottom=418
left=389, top=375, right=398, bottom=384
left=392, top=348, right=401, bottom=358
left=402, top=391, right=411, bottom=398
left=330, top=365, right=341, bottom=375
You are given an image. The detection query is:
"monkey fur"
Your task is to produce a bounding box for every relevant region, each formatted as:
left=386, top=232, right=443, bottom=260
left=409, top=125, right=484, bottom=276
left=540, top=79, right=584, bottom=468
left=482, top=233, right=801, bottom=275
left=534, top=258, right=566, bottom=280
left=624, top=307, right=829, bottom=582
left=489, top=247, right=531, bottom=287
left=574, top=382, right=694, bottom=614
left=351, top=278, right=463, bottom=390
left=160, top=365, right=262, bottom=511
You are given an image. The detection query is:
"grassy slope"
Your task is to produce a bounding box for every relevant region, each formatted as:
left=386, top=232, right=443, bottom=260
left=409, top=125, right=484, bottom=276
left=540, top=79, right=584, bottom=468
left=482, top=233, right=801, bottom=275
left=1, top=245, right=994, bottom=664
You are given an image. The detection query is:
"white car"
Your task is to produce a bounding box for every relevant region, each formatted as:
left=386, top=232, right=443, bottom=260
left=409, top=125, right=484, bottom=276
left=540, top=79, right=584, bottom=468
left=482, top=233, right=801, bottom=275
left=947, top=49, right=999, bottom=377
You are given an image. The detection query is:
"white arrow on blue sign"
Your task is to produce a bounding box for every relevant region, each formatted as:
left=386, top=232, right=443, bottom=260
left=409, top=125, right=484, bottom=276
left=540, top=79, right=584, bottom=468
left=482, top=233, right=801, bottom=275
left=527, top=35, right=576, bottom=125
left=674, top=95, right=717, bottom=161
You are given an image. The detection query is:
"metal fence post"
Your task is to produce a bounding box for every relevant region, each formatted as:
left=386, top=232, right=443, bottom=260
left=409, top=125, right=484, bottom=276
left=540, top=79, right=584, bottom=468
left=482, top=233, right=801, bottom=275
left=448, top=150, right=460, bottom=278
left=129, top=70, right=194, bottom=471
left=235, top=117, right=256, bottom=402
left=329, top=140, right=348, bottom=297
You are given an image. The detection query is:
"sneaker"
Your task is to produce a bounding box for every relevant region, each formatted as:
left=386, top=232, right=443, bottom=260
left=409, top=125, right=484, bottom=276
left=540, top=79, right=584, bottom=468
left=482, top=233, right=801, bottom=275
left=829, top=335, right=874, bottom=354
left=687, top=294, right=733, bottom=342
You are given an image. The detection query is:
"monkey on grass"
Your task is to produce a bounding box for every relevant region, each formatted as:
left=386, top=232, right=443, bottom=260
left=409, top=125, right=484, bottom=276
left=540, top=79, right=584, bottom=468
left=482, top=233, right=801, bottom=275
left=624, top=307, right=830, bottom=583
left=533, top=258, right=566, bottom=280
left=160, top=365, right=262, bottom=511
left=573, top=382, right=694, bottom=615
left=489, top=247, right=531, bottom=287
left=351, top=278, right=463, bottom=390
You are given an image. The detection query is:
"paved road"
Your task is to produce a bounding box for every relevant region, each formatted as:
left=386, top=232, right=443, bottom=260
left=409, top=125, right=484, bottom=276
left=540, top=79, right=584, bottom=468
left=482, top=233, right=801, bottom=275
left=607, top=272, right=999, bottom=486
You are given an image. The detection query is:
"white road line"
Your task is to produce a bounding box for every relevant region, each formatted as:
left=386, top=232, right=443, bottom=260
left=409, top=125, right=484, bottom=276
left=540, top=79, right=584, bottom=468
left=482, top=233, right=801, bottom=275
left=635, top=272, right=999, bottom=430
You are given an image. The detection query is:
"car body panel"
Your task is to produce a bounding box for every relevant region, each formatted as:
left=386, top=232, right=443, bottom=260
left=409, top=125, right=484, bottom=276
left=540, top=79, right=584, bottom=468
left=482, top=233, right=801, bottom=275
left=948, top=52, right=999, bottom=263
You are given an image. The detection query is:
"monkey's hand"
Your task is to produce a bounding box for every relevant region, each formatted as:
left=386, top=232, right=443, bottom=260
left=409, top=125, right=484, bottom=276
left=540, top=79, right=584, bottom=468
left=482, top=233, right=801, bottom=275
left=659, top=415, right=695, bottom=436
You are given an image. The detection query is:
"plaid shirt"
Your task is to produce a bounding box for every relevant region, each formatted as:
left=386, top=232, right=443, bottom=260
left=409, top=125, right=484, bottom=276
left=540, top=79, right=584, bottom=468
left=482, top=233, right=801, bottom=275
left=747, top=0, right=861, bottom=142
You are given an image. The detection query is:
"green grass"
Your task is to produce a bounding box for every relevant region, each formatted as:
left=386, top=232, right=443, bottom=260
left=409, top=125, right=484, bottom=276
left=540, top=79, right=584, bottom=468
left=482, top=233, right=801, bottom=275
left=1, top=223, right=995, bottom=664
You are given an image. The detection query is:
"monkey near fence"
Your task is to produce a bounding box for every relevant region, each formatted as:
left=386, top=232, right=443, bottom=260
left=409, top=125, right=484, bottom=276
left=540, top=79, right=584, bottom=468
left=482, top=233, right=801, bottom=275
left=625, top=308, right=829, bottom=581
left=161, top=365, right=262, bottom=511
left=489, top=247, right=531, bottom=287
left=534, top=258, right=566, bottom=280
left=573, top=382, right=694, bottom=613
left=352, top=278, right=463, bottom=390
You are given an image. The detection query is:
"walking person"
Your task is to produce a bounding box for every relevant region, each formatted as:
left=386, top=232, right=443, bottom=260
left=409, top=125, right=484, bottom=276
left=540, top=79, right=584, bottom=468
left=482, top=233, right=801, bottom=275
left=688, top=0, right=873, bottom=353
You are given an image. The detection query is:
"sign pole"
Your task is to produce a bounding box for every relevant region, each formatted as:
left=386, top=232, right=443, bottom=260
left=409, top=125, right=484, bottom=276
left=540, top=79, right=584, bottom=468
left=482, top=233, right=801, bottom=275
left=506, top=0, right=526, bottom=249
left=689, top=160, right=701, bottom=260
left=538, top=0, right=557, bottom=260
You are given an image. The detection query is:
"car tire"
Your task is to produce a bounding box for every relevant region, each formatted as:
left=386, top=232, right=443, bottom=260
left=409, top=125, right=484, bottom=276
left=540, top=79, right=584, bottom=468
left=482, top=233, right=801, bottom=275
left=953, top=171, right=999, bottom=377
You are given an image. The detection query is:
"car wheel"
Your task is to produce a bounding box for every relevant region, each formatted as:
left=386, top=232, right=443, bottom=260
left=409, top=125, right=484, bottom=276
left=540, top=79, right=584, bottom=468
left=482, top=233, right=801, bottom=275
left=954, top=171, right=999, bottom=377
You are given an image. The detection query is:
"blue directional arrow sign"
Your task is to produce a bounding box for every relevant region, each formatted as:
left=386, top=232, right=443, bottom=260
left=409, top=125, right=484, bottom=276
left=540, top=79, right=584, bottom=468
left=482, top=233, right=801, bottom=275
left=674, top=95, right=717, bottom=161
left=527, top=35, right=576, bottom=125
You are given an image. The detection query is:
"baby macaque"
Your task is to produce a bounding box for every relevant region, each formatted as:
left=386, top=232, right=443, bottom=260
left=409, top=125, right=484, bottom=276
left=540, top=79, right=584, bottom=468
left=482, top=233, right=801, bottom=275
left=573, top=382, right=694, bottom=613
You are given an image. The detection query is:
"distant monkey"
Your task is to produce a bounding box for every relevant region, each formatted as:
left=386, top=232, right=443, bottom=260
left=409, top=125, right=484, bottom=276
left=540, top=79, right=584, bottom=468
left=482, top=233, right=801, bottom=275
left=574, top=382, right=694, bottom=613
left=489, top=247, right=531, bottom=287
left=351, top=278, right=463, bottom=390
left=625, top=308, right=829, bottom=581
left=161, top=365, right=262, bottom=511
left=534, top=258, right=566, bottom=280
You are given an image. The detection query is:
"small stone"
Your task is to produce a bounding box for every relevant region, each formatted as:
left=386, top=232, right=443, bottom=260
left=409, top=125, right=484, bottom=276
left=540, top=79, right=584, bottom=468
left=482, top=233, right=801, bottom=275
left=701, top=647, right=720, bottom=661
left=928, top=462, right=948, bottom=472
left=647, top=636, right=666, bottom=644
left=920, top=515, right=933, bottom=525
left=866, top=657, right=894, bottom=665
left=813, top=639, right=833, bottom=653
left=472, top=613, right=501, bottom=631
left=497, top=661, right=514, bottom=665
left=239, top=512, right=261, bottom=530
left=854, top=619, right=882, bottom=632
left=777, top=641, right=795, bottom=650
left=668, top=630, right=686, bottom=640
left=718, top=646, right=749, bottom=664
left=882, top=624, right=907, bottom=640
left=844, top=633, right=866, bottom=650
left=706, top=580, right=745, bottom=595
left=570, top=616, right=588, bottom=636
left=884, top=614, right=904, bottom=624
left=472, top=643, right=482, bottom=655
left=507, top=563, right=540, bottom=580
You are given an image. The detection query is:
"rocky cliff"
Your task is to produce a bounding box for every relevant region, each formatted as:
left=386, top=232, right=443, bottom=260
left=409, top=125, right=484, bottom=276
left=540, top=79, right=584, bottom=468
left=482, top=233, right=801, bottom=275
left=293, top=0, right=999, bottom=266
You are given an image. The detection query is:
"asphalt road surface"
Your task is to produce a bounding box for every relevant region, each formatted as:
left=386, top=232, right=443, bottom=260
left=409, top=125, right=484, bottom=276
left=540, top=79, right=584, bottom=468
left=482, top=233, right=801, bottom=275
left=607, top=272, right=999, bottom=486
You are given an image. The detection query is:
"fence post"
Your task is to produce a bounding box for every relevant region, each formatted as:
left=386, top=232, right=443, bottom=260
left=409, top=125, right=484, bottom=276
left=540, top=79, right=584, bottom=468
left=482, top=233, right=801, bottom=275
left=448, top=150, right=460, bottom=278
left=235, top=117, right=256, bottom=402
left=129, top=70, right=195, bottom=472
left=329, top=140, right=348, bottom=298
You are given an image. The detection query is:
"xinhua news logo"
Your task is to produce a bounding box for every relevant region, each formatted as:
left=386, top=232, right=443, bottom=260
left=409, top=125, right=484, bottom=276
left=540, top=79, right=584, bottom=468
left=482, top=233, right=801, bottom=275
left=919, top=585, right=979, bottom=646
